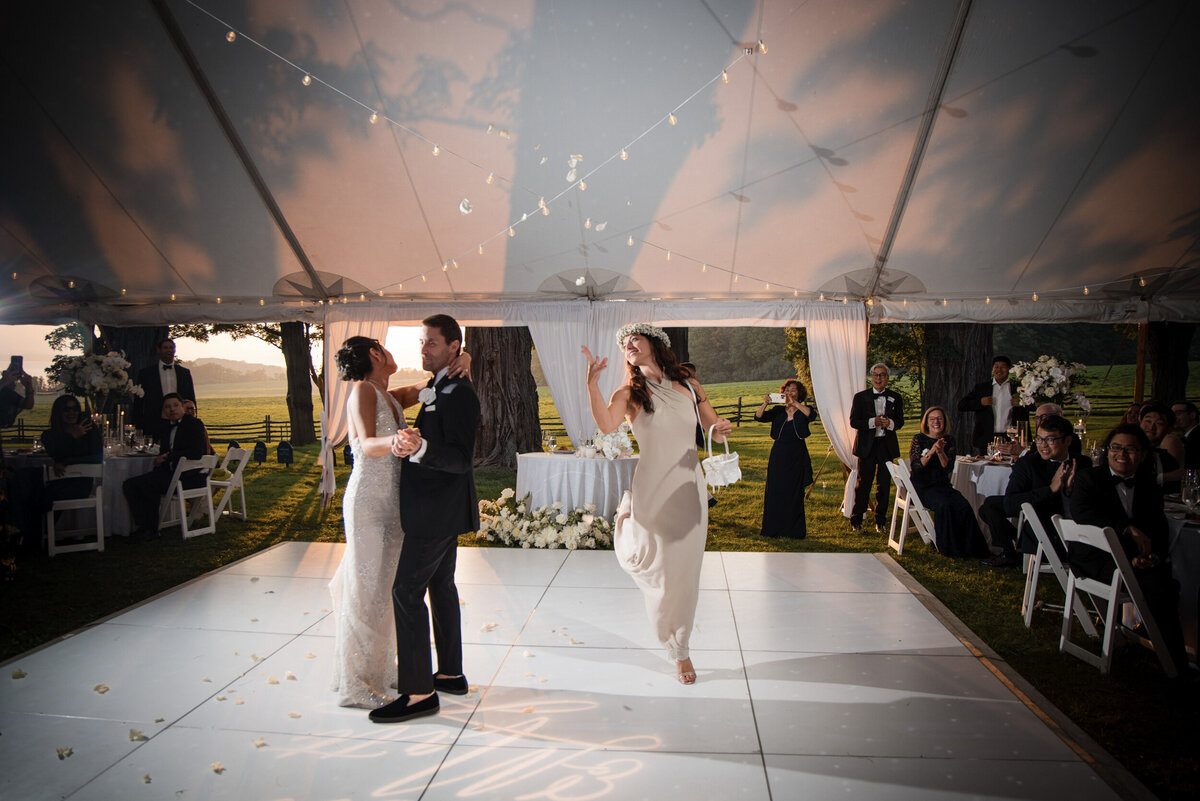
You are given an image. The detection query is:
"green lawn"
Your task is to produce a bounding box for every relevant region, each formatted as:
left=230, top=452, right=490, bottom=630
left=2, top=371, right=1198, bottom=799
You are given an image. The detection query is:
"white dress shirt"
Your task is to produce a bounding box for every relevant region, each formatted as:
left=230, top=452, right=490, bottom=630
left=992, top=379, right=1013, bottom=434
left=160, top=361, right=178, bottom=396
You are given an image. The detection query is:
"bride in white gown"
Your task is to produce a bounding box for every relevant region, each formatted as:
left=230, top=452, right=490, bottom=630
left=329, top=336, right=469, bottom=707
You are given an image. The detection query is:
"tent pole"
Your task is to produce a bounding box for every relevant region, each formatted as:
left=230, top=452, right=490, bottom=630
left=1134, top=323, right=1148, bottom=402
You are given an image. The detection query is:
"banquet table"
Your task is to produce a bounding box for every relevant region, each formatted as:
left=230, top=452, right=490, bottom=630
left=951, top=458, right=1014, bottom=524
left=1166, top=511, right=1199, bottom=664
left=515, top=452, right=638, bottom=520
left=2, top=450, right=156, bottom=539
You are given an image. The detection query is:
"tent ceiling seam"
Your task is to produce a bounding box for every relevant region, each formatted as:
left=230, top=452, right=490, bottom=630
left=150, top=0, right=330, bottom=300
left=868, top=0, right=974, bottom=299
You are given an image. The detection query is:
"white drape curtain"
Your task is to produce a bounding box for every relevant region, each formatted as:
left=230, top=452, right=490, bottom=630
left=525, top=301, right=653, bottom=447
left=805, top=308, right=868, bottom=515
left=319, top=309, right=389, bottom=499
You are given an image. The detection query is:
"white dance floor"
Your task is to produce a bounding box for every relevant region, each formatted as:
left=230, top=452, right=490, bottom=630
left=2, top=544, right=1144, bottom=800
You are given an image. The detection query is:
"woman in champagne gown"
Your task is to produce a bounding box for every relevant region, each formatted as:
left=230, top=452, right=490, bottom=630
left=583, top=323, right=732, bottom=684
left=329, top=336, right=469, bottom=707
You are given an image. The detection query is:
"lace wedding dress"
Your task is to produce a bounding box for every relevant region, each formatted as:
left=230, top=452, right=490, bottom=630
left=329, top=384, right=405, bottom=707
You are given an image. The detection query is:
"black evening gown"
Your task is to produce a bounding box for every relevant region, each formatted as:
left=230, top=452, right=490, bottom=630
left=756, top=405, right=816, bottom=538
left=908, top=433, right=986, bottom=557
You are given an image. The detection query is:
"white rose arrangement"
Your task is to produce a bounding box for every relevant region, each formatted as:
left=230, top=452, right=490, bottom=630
left=1010, top=355, right=1090, bottom=413
left=46, top=351, right=144, bottom=409
left=476, top=489, right=613, bottom=549
left=592, top=422, right=635, bottom=459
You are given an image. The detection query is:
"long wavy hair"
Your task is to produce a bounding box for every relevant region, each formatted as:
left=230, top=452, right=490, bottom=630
left=626, top=335, right=692, bottom=414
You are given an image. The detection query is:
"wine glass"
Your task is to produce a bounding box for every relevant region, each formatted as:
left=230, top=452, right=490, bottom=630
left=547, top=435, right=557, bottom=452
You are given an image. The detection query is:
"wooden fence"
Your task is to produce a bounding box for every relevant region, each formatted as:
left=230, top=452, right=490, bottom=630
left=1, top=416, right=318, bottom=446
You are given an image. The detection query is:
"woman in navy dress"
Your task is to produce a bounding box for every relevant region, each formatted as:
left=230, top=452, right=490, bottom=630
left=908, top=406, right=985, bottom=556
left=754, top=379, right=816, bottom=538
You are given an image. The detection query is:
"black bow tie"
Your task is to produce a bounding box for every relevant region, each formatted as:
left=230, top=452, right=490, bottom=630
left=874, top=390, right=885, bottom=396
left=1113, top=475, right=1135, bottom=488
left=162, top=364, right=173, bottom=370
left=169, top=420, right=180, bottom=427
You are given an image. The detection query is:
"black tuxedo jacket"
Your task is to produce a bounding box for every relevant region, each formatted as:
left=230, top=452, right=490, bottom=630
left=400, top=375, right=481, bottom=540
left=957, top=379, right=1029, bottom=453
left=135, top=362, right=196, bottom=430
left=1184, top=426, right=1200, bottom=469
left=850, top=388, right=904, bottom=460
left=1002, top=450, right=1091, bottom=519
left=152, top=415, right=209, bottom=484
left=1066, top=465, right=1168, bottom=580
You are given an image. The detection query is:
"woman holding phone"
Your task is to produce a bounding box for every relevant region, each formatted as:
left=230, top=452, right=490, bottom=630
left=755, top=379, right=817, bottom=538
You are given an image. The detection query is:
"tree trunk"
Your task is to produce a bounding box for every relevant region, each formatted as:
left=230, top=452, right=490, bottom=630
left=664, top=327, right=690, bottom=364
left=923, top=323, right=992, bottom=439
left=472, top=326, right=541, bottom=468
left=1147, top=321, right=1195, bottom=403
left=280, top=321, right=317, bottom=445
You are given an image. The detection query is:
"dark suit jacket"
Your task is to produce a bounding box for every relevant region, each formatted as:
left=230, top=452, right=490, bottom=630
left=152, top=415, right=209, bottom=486
left=849, top=388, right=904, bottom=460
left=1002, top=450, right=1091, bottom=519
left=1184, top=426, right=1200, bottom=469
left=1066, top=465, right=1168, bottom=581
left=135, top=362, right=196, bottom=431
left=400, top=375, right=481, bottom=539
left=957, top=379, right=1029, bottom=453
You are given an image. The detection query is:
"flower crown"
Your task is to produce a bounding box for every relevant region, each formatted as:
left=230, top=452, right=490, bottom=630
left=616, top=322, right=671, bottom=349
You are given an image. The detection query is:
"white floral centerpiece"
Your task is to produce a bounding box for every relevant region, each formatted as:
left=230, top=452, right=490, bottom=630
left=1010, top=355, right=1090, bottom=414
left=592, top=421, right=635, bottom=459
left=46, top=351, right=144, bottom=412
left=477, top=489, right=614, bottom=549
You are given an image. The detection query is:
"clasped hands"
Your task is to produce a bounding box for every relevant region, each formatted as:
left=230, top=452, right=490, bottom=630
left=873, top=414, right=891, bottom=429
left=390, top=428, right=423, bottom=458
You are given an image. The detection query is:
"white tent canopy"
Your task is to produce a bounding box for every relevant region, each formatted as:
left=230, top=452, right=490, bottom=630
left=2, top=0, right=1198, bottom=327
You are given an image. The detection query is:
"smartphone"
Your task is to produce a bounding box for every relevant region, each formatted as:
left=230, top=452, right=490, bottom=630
left=769, top=393, right=785, bottom=404
left=7, top=355, right=21, bottom=373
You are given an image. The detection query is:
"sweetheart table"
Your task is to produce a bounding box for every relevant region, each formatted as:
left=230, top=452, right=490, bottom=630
left=515, top=453, right=638, bottom=520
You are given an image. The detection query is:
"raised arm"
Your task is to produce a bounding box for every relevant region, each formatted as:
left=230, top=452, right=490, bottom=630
left=582, top=346, right=631, bottom=434
left=392, top=350, right=473, bottom=409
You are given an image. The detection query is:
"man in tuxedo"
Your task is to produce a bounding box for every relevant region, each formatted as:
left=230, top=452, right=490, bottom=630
left=849, top=363, right=904, bottom=533
left=370, top=314, right=480, bottom=724
left=958, top=356, right=1029, bottom=455
left=1171, top=399, right=1200, bottom=469
left=1065, top=423, right=1188, bottom=674
left=122, top=393, right=209, bottom=541
left=135, top=338, right=196, bottom=432
left=978, top=415, right=1089, bottom=567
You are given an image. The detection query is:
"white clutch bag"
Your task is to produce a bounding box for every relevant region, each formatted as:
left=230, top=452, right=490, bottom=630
left=702, top=424, right=741, bottom=490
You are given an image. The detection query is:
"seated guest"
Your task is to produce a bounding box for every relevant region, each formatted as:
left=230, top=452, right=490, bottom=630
left=1121, top=402, right=1143, bottom=426
left=1065, top=424, right=1188, bottom=674
left=40, top=394, right=103, bottom=503
left=1138, top=403, right=1184, bottom=493
left=183, top=398, right=216, bottom=455
left=1170, top=399, right=1200, bottom=469
left=908, top=406, right=986, bottom=557
left=979, top=414, right=1090, bottom=568
left=122, top=393, right=209, bottom=541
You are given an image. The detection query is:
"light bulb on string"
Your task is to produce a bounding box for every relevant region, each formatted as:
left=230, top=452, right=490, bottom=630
left=1083, top=286, right=1090, bottom=296
left=902, top=298, right=908, bottom=307
left=216, top=297, right=222, bottom=303
left=668, top=113, right=677, bottom=126
left=508, top=227, right=515, bottom=237
left=579, top=180, right=587, bottom=191
left=585, top=217, right=592, bottom=229
left=841, top=296, right=847, bottom=304
left=819, top=293, right=825, bottom=301
left=1032, top=292, right=1039, bottom=301
left=121, top=288, right=126, bottom=295
left=226, top=31, right=236, bottom=43
left=10, top=272, right=16, bottom=280
left=538, top=197, right=546, bottom=209
left=757, top=39, right=768, bottom=54
left=986, top=296, right=991, bottom=304
left=665, top=251, right=671, bottom=261
left=701, top=263, right=708, bottom=272
left=941, top=298, right=948, bottom=306
left=359, top=293, right=365, bottom=301
left=478, top=244, right=484, bottom=255
left=377, top=290, right=384, bottom=297
left=1138, top=275, right=1146, bottom=287
left=541, top=205, right=549, bottom=216
left=302, top=74, right=312, bottom=86
left=421, top=274, right=427, bottom=283
left=793, top=289, right=798, bottom=297
left=68, top=280, right=75, bottom=289
left=442, top=262, right=449, bottom=272
left=169, top=293, right=176, bottom=301
left=486, top=172, right=494, bottom=184
left=733, top=273, right=740, bottom=283
left=764, top=283, right=771, bottom=291
left=369, top=112, right=378, bottom=124
left=432, top=144, right=440, bottom=156
left=721, top=70, right=729, bottom=84
left=451, top=259, right=458, bottom=269
left=620, top=149, right=628, bottom=161
left=627, top=235, right=634, bottom=246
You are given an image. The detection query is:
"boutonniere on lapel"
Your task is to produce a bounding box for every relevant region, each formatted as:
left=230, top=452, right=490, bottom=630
left=418, top=387, right=437, bottom=411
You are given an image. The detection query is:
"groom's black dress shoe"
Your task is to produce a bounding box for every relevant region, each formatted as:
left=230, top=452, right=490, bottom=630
left=368, top=693, right=439, bottom=723
left=432, top=674, right=469, bottom=695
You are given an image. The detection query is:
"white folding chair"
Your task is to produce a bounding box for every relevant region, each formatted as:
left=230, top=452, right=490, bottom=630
left=158, top=454, right=219, bottom=539
left=44, top=464, right=104, bottom=557
left=211, top=447, right=251, bottom=520
left=1052, top=515, right=1179, bottom=678
left=1018, top=503, right=1097, bottom=637
left=886, top=459, right=938, bottom=554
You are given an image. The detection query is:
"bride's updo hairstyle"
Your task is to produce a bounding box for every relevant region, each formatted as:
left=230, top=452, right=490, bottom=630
left=335, top=336, right=380, bottom=381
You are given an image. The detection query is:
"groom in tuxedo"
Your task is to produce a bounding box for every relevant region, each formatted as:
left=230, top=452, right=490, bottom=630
left=849, top=363, right=904, bottom=532
left=370, top=314, right=481, bottom=724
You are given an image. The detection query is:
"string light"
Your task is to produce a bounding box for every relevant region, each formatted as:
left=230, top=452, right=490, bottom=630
left=757, top=39, right=768, bottom=54
left=578, top=180, right=587, bottom=191
left=68, top=280, right=75, bottom=289
left=721, top=70, right=729, bottom=84
left=478, top=244, right=484, bottom=255
left=508, top=227, right=515, bottom=237
left=1083, top=286, right=1090, bottom=295
left=121, top=288, right=126, bottom=295
left=225, top=31, right=236, bottom=43
left=941, top=298, right=948, bottom=306
left=627, top=235, right=634, bottom=246
left=301, top=74, right=312, bottom=86
left=170, top=293, right=176, bottom=301
left=10, top=272, right=15, bottom=280
left=442, top=262, right=449, bottom=272
left=216, top=297, right=222, bottom=303
left=701, top=263, right=708, bottom=272
left=432, top=144, right=440, bottom=156
left=538, top=197, right=546, bottom=209
left=620, top=149, right=628, bottom=161
left=733, top=273, right=739, bottom=282
left=1138, top=275, right=1146, bottom=287
left=986, top=296, right=991, bottom=304
left=377, top=289, right=384, bottom=296
left=819, top=293, right=825, bottom=301
left=585, top=217, right=592, bottom=229
left=665, top=250, right=671, bottom=261
left=421, top=274, right=427, bottom=282
left=764, top=283, right=770, bottom=290
left=1032, top=292, right=1039, bottom=301
left=841, top=296, right=847, bottom=304
left=451, top=259, right=458, bottom=269
left=902, top=298, right=908, bottom=306
left=486, top=171, right=494, bottom=184
left=541, top=205, right=549, bottom=216
left=369, top=112, right=378, bottom=124
left=793, top=289, right=798, bottom=297
left=668, top=113, right=677, bottom=126
left=359, top=293, right=365, bottom=301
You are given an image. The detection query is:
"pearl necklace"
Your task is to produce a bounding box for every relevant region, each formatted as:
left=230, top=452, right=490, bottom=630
left=366, top=378, right=388, bottom=393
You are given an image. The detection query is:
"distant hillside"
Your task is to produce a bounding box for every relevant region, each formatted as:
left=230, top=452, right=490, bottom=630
left=187, top=358, right=285, bottom=384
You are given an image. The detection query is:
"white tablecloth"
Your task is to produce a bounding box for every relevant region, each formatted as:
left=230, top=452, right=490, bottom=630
left=515, top=453, right=638, bottom=520
left=103, top=455, right=157, bottom=536
left=1167, top=515, right=1199, bottom=663
left=951, top=459, right=1014, bottom=521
